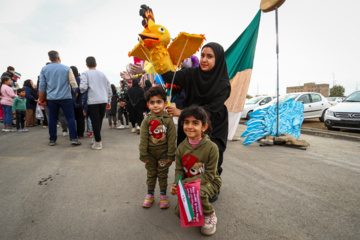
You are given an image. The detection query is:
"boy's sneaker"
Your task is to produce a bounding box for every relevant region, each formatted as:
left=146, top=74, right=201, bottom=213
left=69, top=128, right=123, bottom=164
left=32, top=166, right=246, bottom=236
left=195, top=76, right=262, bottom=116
left=159, top=195, right=170, bottom=209
left=70, top=139, right=81, bottom=146
left=2, top=128, right=5, bottom=132
left=62, top=132, right=68, bottom=137
left=4, top=128, right=10, bottom=132
left=48, top=140, right=56, bottom=146
left=201, top=211, right=217, bottom=236
left=9, top=128, right=15, bottom=132
left=117, top=125, right=125, bottom=129
left=90, top=138, right=95, bottom=145
left=108, top=125, right=112, bottom=129
left=17, top=129, right=22, bottom=132
left=92, top=141, right=102, bottom=150
left=142, top=194, right=154, bottom=208
left=114, top=125, right=117, bottom=128
left=22, top=129, right=29, bottom=132
left=136, top=126, right=141, bottom=134
left=126, top=125, right=130, bottom=129
left=43, top=126, right=48, bottom=128
left=131, top=128, right=136, bottom=133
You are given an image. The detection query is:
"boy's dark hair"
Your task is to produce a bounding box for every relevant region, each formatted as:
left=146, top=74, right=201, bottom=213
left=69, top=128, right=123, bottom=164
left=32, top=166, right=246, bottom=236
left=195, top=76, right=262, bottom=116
left=48, top=51, right=59, bottom=61
left=86, top=56, right=96, bottom=68
left=144, top=85, right=167, bottom=102
left=179, top=106, right=212, bottom=135
left=17, top=88, right=25, bottom=94
left=7, top=66, right=14, bottom=71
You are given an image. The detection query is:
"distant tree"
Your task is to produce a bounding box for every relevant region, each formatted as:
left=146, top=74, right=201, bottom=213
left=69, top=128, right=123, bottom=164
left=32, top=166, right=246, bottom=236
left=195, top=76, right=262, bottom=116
left=329, top=85, right=345, bottom=97
left=246, top=94, right=253, bottom=99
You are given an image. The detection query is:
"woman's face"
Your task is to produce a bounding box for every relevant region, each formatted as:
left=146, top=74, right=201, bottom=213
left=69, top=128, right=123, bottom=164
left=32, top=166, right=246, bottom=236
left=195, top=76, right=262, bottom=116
left=120, top=82, right=123, bottom=87
left=200, top=47, right=215, bottom=72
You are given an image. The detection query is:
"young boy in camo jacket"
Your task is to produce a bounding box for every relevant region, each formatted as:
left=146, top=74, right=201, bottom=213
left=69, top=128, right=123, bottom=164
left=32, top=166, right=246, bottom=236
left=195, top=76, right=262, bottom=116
left=139, top=85, right=176, bottom=209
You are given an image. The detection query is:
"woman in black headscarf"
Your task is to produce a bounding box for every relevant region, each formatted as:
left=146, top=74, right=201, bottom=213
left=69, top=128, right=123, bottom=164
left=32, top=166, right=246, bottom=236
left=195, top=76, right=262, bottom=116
left=23, top=79, right=39, bottom=127
left=143, top=80, right=152, bottom=93
left=162, top=42, right=231, bottom=178
left=126, top=79, right=147, bottom=134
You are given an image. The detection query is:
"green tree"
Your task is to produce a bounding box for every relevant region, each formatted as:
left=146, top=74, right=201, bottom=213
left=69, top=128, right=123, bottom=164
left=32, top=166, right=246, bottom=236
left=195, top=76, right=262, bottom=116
left=329, top=85, right=345, bottom=97
left=246, top=94, right=253, bottom=99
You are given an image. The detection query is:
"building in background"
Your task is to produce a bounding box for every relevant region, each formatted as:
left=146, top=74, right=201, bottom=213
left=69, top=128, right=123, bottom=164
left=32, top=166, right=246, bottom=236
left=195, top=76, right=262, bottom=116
left=287, top=82, right=329, bottom=97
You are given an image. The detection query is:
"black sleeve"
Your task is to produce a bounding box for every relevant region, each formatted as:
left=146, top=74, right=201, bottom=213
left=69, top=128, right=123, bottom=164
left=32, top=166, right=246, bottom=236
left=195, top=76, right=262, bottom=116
left=161, top=69, right=188, bottom=89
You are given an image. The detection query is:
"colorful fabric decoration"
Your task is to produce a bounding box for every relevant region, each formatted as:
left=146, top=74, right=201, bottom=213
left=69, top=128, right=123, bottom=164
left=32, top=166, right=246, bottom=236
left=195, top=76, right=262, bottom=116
left=241, top=99, right=304, bottom=145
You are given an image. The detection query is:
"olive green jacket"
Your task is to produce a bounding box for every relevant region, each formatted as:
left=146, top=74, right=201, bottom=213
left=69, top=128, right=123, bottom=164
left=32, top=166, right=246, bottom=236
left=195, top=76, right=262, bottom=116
left=174, top=135, right=221, bottom=188
left=139, top=111, right=176, bottom=161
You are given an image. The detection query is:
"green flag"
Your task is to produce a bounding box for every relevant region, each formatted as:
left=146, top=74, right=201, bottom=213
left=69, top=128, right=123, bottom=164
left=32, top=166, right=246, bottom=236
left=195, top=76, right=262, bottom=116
left=225, top=10, right=261, bottom=140
left=225, top=10, right=261, bottom=79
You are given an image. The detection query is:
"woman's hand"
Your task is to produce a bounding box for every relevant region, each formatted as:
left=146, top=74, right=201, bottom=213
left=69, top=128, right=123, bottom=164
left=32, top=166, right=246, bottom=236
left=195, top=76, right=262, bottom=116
left=170, top=184, right=177, bottom=195
left=166, top=106, right=182, bottom=117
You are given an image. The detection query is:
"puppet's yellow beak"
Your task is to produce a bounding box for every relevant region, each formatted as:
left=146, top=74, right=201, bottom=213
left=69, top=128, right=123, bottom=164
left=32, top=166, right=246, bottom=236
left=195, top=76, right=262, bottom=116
left=139, top=33, right=161, bottom=48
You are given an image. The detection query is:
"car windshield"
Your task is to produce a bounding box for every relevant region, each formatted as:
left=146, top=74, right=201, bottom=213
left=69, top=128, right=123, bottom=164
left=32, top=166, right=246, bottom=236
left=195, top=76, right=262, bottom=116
left=246, top=97, right=263, bottom=104
left=344, top=91, right=360, bottom=102
left=268, top=94, right=299, bottom=105
left=327, top=97, right=336, bottom=101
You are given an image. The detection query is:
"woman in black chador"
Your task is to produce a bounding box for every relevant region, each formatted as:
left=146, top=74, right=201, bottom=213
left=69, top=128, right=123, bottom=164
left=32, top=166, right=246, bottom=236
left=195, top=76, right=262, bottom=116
left=162, top=42, right=231, bottom=184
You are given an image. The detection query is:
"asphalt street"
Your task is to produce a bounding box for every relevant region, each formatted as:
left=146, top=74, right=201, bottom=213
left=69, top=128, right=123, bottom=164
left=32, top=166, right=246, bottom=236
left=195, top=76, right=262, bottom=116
left=0, top=122, right=359, bottom=240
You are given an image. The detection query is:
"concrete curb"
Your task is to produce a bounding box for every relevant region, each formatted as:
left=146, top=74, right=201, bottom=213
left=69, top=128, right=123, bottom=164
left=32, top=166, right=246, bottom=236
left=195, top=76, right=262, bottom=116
left=301, top=128, right=360, bottom=142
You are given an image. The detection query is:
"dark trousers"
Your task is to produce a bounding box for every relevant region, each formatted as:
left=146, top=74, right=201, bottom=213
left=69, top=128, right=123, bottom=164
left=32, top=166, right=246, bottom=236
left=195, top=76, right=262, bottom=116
left=74, top=108, right=85, bottom=137
left=16, top=111, right=26, bottom=129
left=128, top=104, right=144, bottom=128
left=88, top=103, right=107, bottom=142
left=108, top=114, right=117, bottom=126
left=118, top=107, right=129, bottom=125
left=47, top=99, right=77, bottom=141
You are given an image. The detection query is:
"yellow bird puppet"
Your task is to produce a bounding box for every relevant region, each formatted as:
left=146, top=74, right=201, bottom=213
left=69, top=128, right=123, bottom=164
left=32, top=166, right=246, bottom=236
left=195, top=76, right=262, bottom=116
left=129, top=5, right=205, bottom=75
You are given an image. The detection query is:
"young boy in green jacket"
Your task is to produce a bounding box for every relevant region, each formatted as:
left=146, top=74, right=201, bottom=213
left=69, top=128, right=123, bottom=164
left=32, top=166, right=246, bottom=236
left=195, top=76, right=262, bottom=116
left=139, top=86, right=176, bottom=209
left=12, top=88, right=28, bottom=132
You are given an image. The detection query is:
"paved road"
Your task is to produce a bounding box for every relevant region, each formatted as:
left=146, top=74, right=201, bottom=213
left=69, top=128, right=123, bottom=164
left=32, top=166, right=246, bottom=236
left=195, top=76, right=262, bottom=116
left=1, top=122, right=359, bottom=240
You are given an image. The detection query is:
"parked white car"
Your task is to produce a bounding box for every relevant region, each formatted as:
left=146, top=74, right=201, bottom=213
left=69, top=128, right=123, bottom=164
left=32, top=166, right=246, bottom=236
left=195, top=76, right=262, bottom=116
left=327, top=97, right=344, bottom=106
left=241, top=96, right=275, bottom=119
left=324, top=91, right=360, bottom=130
left=254, top=92, right=331, bottom=122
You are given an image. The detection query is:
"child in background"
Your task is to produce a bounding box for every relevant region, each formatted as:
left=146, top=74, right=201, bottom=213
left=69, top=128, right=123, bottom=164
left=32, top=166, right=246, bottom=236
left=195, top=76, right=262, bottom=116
left=139, top=86, right=176, bottom=208
left=170, top=106, right=221, bottom=236
left=116, top=80, right=129, bottom=129
left=82, top=91, right=93, bottom=137
left=107, top=84, right=119, bottom=129
left=0, top=76, right=17, bottom=132
left=12, top=89, right=28, bottom=132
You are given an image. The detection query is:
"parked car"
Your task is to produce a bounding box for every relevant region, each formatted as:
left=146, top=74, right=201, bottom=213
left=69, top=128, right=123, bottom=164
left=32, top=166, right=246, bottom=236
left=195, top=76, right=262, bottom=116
left=241, top=96, right=275, bottom=119
left=254, top=92, right=331, bottom=122
left=324, top=90, right=360, bottom=130
left=327, top=97, right=344, bottom=106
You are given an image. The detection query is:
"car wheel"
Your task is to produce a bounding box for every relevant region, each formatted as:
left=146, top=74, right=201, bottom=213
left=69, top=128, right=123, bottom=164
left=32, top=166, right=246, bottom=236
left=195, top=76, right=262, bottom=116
left=246, top=110, right=253, bottom=120
left=319, top=109, right=327, bottom=122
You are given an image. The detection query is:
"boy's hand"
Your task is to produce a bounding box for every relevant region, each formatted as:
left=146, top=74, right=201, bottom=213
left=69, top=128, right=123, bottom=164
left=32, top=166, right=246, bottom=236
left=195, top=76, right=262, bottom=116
left=170, top=184, right=177, bottom=195
left=106, top=104, right=111, bottom=110
left=141, top=160, right=149, bottom=163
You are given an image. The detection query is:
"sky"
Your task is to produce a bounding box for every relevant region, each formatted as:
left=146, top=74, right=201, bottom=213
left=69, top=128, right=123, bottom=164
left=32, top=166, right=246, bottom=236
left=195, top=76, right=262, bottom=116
left=1, top=0, right=359, bottom=96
